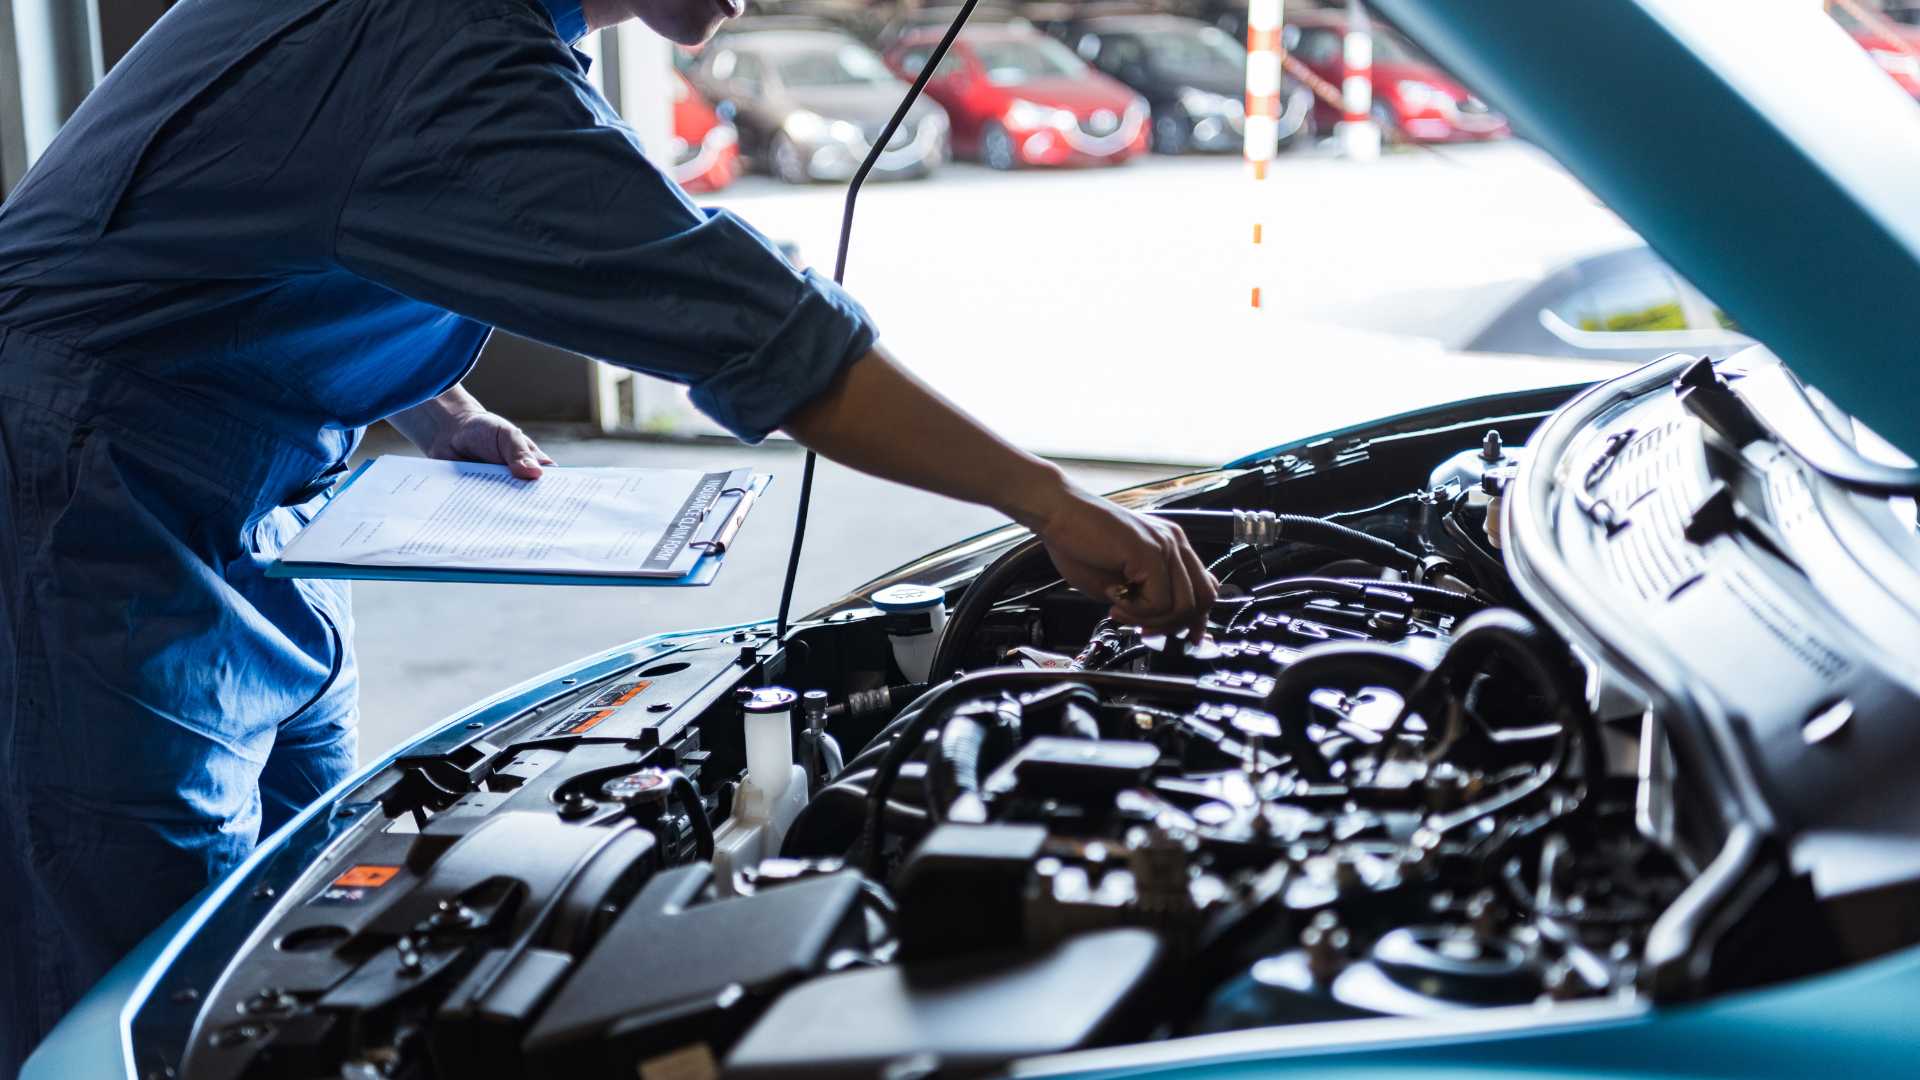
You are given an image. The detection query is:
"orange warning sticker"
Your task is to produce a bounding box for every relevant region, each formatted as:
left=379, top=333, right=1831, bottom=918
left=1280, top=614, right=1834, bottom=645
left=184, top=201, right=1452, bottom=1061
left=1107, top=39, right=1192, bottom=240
left=587, top=679, right=653, bottom=709
left=334, top=864, right=400, bottom=888
left=569, top=709, right=617, bottom=735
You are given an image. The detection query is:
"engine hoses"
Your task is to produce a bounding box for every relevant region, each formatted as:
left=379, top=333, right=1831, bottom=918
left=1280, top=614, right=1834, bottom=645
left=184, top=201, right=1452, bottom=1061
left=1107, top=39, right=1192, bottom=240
left=1393, top=609, right=1604, bottom=792
left=1259, top=642, right=1437, bottom=781
left=928, top=508, right=1431, bottom=682
left=1223, top=577, right=1485, bottom=633
left=928, top=535, right=1051, bottom=682
left=928, top=712, right=990, bottom=823
left=1152, top=510, right=1424, bottom=574
left=668, top=769, right=715, bottom=860
left=859, top=669, right=1268, bottom=875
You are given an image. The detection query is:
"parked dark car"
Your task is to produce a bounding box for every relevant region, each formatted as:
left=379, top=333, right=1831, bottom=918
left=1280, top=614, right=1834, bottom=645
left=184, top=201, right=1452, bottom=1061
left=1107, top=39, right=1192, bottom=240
left=687, top=26, right=949, bottom=183
left=1053, top=14, right=1313, bottom=154
left=1466, top=245, right=1751, bottom=362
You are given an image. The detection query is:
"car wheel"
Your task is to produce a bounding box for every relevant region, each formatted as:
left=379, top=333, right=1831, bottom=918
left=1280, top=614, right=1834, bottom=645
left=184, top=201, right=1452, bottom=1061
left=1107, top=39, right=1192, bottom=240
left=770, top=134, right=811, bottom=184
left=1151, top=111, right=1190, bottom=155
left=981, top=123, right=1018, bottom=170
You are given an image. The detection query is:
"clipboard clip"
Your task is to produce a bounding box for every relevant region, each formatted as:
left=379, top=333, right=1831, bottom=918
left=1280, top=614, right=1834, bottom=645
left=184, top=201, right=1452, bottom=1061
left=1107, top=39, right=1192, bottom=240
left=691, top=486, right=754, bottom=526
left=689, top=481, right=758, bottom=556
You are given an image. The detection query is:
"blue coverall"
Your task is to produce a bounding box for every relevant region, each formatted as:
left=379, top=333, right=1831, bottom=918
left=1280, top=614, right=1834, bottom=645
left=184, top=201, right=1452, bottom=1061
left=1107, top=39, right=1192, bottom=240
left=0, top=0, right=875, bottom=1067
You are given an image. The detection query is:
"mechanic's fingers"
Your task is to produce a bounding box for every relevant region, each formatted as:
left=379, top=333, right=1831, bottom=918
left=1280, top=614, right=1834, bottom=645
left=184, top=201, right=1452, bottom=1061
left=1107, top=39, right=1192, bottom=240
left=1159, top=529, right=1199, bottom=635
left=522, top=434, right=556, bottom=465
left=1115, top=544, right=1175, bottom=624
left=1177, top=539, right=1217, bottom=641
left=499, top=425, right=545, bottom=479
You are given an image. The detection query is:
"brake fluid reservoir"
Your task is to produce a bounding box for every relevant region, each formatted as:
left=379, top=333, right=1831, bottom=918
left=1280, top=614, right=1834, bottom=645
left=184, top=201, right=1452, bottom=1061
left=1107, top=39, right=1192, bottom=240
left=713, top=687, right=809, bottom=894
left=872, top=584, right=947, bottom=683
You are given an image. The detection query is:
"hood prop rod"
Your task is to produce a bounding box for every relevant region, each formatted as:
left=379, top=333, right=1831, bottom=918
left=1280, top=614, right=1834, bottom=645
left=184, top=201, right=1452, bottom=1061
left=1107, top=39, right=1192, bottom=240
left=775, top=0, right=986, bottom=641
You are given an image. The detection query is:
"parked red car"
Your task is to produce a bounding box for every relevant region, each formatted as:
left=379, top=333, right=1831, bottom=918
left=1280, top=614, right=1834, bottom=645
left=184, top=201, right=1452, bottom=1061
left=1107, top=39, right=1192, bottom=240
left=670, top=72, right=741, bottom=193
left=884, top=26, right=1148, bottom=169
left=1287, top=11, right=1508, bottom=144
left=1846, top=26, right=1920, bottom=98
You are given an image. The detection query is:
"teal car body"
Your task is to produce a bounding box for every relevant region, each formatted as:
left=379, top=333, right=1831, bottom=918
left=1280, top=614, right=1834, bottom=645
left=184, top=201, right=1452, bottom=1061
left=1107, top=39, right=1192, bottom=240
left=26, top=0, right=1920, bottom=1075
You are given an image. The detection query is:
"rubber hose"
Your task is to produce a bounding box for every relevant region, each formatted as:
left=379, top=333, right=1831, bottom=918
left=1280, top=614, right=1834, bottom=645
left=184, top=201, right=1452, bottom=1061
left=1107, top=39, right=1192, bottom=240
left=931, top=713, right=990, bottom=823
left=1248, top=575, right=1485, bottom=616
left=1259, top=642, right=1438, bottom=780
left=1401, top=608, right=1602, bottom=785
left=1151, top=511, right=1423, bottom=573
left=928, top=535, right=1051, bottom=682
left=667, top=770, right=715, bottom=860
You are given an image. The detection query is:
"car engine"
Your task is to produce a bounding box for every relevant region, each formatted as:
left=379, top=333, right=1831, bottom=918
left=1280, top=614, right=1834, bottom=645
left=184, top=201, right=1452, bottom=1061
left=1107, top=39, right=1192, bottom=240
left=145, top=354, right=1920, bottom=1080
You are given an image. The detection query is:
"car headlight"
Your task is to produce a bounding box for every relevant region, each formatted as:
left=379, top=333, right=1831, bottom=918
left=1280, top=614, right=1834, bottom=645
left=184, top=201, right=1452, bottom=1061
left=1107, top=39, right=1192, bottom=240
left=783, top=109, right=827, bottom=141
left=1007, top=99, right=1075, bottom=130
left=1178, top=88, right=1236, bottom=117
left=1871, top=48, right=1920, bottom=79
left=1395, top=80, right=1457, bottom=112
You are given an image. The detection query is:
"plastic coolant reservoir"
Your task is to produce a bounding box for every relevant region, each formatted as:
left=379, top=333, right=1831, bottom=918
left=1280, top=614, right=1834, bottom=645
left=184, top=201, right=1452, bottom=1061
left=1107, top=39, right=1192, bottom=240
left=872, top=583, right=947, bottom=683
left=712, top=686, right=809, bottom=895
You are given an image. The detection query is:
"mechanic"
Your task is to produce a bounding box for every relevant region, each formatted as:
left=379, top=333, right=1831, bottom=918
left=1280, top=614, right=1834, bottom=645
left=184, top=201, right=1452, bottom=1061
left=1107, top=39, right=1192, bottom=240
left=0, top=0, right=1217, bottom=1069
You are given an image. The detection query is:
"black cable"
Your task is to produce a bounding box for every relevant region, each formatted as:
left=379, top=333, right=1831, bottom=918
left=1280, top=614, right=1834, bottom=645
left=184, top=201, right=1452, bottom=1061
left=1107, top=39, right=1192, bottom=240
left=1151, top=510, right=1424, bottom=572
left=775, top=449, right=816, bottom=640
left=668, top=769, right=715, bottom=860
left=773, top=0, right=983, bottom=641
left=927, top=535, right=1050, bottom=681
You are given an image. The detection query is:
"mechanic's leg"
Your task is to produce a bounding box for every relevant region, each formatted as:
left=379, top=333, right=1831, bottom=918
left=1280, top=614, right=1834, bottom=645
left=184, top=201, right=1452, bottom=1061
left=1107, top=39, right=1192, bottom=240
left=11, top=716, right=261, bottom=1071
left=260, top=577, right=358, bottom=839
left=259, top=670, right=359, bottom=841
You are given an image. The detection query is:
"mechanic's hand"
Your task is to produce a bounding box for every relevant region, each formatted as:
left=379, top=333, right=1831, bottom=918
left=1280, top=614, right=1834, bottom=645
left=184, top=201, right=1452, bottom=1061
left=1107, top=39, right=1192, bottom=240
left=427, top=409, right=555, bottom=480
left=1033, top=487, right=1216, bottom=640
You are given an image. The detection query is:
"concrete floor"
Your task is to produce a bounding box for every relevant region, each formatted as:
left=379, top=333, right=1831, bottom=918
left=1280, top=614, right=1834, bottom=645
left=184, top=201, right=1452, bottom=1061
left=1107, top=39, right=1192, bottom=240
left=349, top=426, right=1165, bottom=757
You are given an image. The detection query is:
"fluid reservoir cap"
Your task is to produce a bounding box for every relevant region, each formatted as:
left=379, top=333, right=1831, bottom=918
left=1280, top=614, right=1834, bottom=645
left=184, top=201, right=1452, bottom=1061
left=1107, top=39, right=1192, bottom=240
left=603, top=768, right=670, bottom=802
left=738, top=686, right=799, bottom=713
left=871, top=583, right=946, bottom=612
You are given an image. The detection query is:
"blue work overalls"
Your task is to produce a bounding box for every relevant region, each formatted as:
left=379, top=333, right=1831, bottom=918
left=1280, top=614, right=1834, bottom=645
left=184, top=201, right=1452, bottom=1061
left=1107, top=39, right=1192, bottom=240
left=0, top=0, right=875, bottom=1068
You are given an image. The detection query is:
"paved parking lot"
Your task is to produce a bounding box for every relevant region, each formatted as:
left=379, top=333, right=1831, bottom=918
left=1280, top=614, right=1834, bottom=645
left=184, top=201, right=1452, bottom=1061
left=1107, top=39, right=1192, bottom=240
left=353, top=139, right=1643, bottom=756
left=692, top=139, right=1643, bottom=462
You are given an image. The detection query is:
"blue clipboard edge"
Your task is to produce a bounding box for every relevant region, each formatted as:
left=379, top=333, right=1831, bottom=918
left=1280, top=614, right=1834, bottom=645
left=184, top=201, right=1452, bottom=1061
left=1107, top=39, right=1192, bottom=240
left=267, top=468, right=773, bottom=587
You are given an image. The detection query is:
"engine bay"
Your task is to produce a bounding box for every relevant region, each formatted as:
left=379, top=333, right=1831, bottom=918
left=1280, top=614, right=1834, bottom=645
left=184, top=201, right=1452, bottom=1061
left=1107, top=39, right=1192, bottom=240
left=145, top=355, right=1920, bottom=1080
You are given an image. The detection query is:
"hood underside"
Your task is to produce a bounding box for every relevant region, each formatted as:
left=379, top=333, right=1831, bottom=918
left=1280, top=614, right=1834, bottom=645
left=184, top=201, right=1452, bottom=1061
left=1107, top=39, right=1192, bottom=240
left=1375, top=0, right=1920, bottom=464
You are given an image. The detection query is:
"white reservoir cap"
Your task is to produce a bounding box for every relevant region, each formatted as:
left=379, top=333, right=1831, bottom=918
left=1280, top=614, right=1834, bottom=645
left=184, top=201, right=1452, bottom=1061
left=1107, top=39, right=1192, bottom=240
left=871, top=584, right=947, bottom=683
left=737, top=687, right=798, bottom=804
left=871, top=583, right=946, bottom=612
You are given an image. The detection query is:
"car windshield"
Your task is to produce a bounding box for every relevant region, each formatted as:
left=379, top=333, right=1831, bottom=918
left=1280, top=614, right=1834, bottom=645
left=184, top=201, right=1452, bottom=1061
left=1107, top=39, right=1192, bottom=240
left=776, top=43, right=897, bottom=88
left=973, top=36, right=1088, bottom=84
left=1140, top=26, right=1245, bottom=80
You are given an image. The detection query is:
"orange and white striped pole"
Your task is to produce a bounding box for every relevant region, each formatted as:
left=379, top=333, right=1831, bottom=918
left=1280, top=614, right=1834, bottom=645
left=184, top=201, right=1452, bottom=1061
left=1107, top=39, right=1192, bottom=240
left=1244, top=0, right=1282, bottom=308
left=1338, top=0, right=1381, bottom=161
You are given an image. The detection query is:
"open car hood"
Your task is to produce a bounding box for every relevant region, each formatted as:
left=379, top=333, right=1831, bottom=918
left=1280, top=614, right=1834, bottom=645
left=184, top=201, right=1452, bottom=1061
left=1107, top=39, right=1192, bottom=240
left=1375, top=0, right=1920, bottom=463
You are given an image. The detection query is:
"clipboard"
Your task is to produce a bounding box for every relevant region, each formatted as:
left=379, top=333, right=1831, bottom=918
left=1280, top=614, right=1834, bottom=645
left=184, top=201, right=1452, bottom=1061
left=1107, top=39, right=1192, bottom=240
left=268, top=459, right=770, bottom=587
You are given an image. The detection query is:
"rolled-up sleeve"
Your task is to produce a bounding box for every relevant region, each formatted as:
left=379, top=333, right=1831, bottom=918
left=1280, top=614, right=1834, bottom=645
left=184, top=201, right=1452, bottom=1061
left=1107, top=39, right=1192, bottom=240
left=332, top=7, right=876, bottom=442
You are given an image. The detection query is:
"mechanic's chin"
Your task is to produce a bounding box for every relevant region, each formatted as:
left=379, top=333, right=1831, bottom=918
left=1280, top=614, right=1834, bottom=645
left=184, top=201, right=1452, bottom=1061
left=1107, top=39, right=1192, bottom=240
left=586, top=0, right=735, bottom=46
left=641, top=0, right=737, bottom=46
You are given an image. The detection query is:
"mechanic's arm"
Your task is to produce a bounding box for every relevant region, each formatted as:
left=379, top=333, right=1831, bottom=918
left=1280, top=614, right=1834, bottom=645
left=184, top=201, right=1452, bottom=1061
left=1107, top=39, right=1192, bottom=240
left=386, top=383, right=555, bottom=480
left=333, top=12, right=1210, bottom=633
left=784, top=347, right=1215, bottom=635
